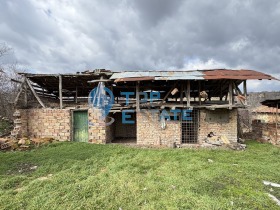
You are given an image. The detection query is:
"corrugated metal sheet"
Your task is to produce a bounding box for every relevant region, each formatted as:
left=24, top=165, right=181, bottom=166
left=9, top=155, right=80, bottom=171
left=115, top=77, right=155, bottom=82
left=202, top=69, right=277, bottom=80
left=110, top=71, right=205, bottom=81
left=110, top=69, right=278, bottom=82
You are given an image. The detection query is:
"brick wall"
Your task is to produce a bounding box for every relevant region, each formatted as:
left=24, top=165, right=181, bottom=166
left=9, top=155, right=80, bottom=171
left=18, top=109, right=71, bottom=141
left=198, top=109, right=238, bottom=143
left=137, top=110, right=181, bottom=145
left=88, top=108, right=106, bottom=143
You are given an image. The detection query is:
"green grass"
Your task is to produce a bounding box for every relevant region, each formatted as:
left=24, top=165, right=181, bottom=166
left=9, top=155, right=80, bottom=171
left=0, top=141, right=280, bottom=210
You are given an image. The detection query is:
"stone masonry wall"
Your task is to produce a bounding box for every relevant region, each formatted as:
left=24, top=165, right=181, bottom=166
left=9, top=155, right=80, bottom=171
left=252, top=120, right=280, bottom=145
left=137, top=110, right=181, bottom=145
left=198, top=109, right=238, bottom=143
left=18, top=109, right=71, bottom=141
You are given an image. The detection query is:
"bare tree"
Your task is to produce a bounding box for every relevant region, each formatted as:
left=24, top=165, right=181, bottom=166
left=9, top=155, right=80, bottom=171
left=0, top=43, right=21, bottom=119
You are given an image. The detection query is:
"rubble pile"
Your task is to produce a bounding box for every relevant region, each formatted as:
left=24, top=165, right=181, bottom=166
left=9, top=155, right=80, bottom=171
left=202, top=132, right=246, bottom=150
left=0, top=137, right=55, bottom=151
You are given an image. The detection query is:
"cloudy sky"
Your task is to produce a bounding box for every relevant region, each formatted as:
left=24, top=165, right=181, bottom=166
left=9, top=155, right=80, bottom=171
left=0, top=0, right=280, bottom=91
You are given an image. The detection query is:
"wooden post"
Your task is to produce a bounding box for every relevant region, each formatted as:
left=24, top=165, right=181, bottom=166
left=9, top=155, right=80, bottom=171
left=220, top=82, right=223, bottom=101
left=198, top=81, right=201, bottom=105
left=59, top=75, right=63, bottom=109
left=243, top=80, right=247, bottom=105
left=24, top=80, right=27, bottom=108
left=26, top=78, right=46, bottom=108
left=187, top=80, right=190, bottom=107
left=75, top=86, right=78, bottom=103
left=180, top=82, right=183, bottom=105
left=229, top=81, right=233, bottom=106
left=14, top=77, right=26, bottom=106
left=136, top=81, right=140, bottom=112
left=276, top=103, right=278, bottom=144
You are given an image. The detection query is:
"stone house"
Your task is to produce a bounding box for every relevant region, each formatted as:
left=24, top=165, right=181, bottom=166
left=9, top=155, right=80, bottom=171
left=11, top=69, right=277, bottom=146
left=252, top=99, right=280, bottom=145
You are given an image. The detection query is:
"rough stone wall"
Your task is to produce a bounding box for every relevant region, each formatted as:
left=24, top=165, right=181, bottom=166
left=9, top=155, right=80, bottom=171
left=17, top=109, right=71, bottom=141
left=198, top=109, right=238, bottom=143
left=137, top=110, right=181, bottom=145
left=252, top=113, right=278, bottom=124
left=252, top=120, right=280, bottom=145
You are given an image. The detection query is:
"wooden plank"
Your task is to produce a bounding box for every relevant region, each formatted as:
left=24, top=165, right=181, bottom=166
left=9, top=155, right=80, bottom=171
left=14, top=77, right=26, bottom=106
left=229, top=81, right=233, bottom=106
left=75, top=86, right=78, bottom=103
left=198, top=81, right=201, bottom=105
left=136, top=81, right=140, bottom=112
left=59, top=75, right=63, bottom=109
left=243, top=80, right=247, bottom=105
left=187, top=80, right=190, bottom=107
left=180, top=82, right=183, bottom=104
left=159, top=82, right=178, bottom=106
left=24, top=80, right=27, bottom=107
left=26, top=78, right=46, bottom=108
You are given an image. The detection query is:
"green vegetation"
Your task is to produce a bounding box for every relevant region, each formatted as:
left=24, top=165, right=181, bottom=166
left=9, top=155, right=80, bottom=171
left=0, top=120, right=10, bottom=135
left=0, top=141, right=280, bottom=209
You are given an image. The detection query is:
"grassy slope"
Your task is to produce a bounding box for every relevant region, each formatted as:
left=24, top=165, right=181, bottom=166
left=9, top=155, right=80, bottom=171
left=0, top=141, right=280, bottom=210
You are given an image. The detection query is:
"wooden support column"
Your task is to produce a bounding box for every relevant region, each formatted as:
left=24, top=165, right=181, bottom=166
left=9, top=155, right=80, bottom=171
left=24, top=80, right=27, bottom=108
left=59, top=75, right=63, bottom=109
left=220, top=83, right=223, bottom=101
left=75, top=86, right=78, bottom=103
left=136, top=81, right=140, bottom=112
left=228, top=81, right=233, bottom=107
left=243, top=80, right=247, bottom=105
left=187, top=80, right=190, bottom=107
left=276, top=104, right=278, bottom=144
left=180, top=82, right=183, bottom=105
left=198, top=81, right=201, bottom=105
left=26, top=78, right=46, bottom=108
left=14, top=77, right=26, bottom=106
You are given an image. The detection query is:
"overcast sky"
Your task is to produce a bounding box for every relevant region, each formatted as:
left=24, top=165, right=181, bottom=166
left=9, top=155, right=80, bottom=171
left=0, top=0, right=280, bottom=91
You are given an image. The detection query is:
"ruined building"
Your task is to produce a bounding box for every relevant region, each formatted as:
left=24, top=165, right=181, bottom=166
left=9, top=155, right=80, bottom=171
left=11, top=69, right=277, bottom=146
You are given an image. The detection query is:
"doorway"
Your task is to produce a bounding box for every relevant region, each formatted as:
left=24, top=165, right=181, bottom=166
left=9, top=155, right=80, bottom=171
left=73, top=110, right=89, bottom=142
left=181, top=109, right=199, bottom=144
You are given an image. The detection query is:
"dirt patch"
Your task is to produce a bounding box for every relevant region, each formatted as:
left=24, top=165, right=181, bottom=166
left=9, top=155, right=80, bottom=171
left=7, top=163, right=38, bottom=175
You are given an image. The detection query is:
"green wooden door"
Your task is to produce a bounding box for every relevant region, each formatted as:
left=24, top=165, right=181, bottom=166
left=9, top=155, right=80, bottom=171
left=73, top=111, right=89, bottom=142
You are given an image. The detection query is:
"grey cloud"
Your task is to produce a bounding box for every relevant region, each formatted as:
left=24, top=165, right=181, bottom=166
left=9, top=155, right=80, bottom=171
left=0, top=0, right=280, bottom=91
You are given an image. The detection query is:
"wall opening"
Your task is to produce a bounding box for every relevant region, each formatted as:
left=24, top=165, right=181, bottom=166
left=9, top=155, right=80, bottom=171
left=72, top=110, right=89, bottom=142
left=111, top=112, right=136, bottom=143
left=181, top=109, right=199, bottom=144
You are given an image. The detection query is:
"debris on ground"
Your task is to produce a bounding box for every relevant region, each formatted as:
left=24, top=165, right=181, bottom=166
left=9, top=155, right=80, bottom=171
left=267, top=193, right=280, bottom=206
left=203, top=132, right=246, bottom=150
left=0, top=136, right=56, bottom=152
left=263, top=181, right=280, bottom=188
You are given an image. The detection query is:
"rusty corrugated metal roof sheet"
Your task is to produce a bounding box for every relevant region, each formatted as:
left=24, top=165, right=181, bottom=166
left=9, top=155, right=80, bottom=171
left=115, top=76, right=155, bottom=82
left=110, top=69, right=278, bottom=82
left=202, top=69, right=277, bottom=80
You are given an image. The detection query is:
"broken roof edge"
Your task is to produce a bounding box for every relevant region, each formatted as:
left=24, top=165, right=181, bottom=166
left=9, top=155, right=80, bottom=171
left=260, top=98, right=280, bottom=108
left=110, top=69, right=279, bottom=81
left=18, top=69, right=114, bottom=77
